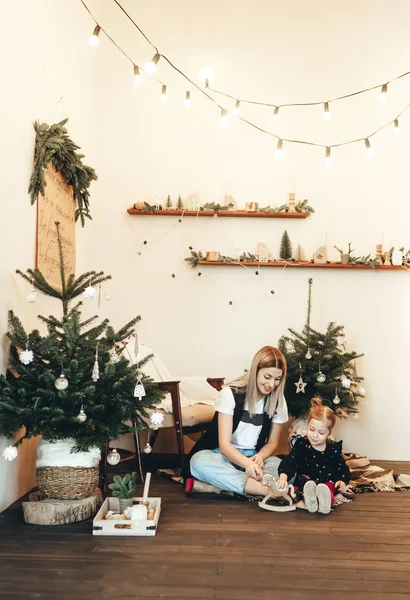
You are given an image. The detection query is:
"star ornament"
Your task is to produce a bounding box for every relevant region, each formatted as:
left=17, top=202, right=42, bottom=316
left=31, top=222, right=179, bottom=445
left=295, top=375, right=307, bottom=394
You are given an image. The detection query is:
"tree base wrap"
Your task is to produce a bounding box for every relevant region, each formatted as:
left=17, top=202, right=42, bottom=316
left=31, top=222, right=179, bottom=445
left=36, top=439, right=101, bottom=468
left=23, top=490, right=102, bottom=525
left=36, top=465, right=100, bottom=499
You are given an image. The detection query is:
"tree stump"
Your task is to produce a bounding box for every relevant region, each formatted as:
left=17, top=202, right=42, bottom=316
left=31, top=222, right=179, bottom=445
left=22, top=489, right=103, bottom=525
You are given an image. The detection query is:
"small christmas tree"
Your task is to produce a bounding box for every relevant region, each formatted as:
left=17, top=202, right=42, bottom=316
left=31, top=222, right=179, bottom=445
left=165, top=195, right=173, bottom=209
left=176, top=195, right=184, bottom=209
left=278, top=278, right=364, bottom=418
left=280, top=230, right=292, bottom=259
left=0, top=222, right=164, bottom=457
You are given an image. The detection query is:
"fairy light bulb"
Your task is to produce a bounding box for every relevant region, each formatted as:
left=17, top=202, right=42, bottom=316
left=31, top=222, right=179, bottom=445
left=160, top=85, right=168, bottom=103
left=89, top=25, right=101, bottom=47
left=275, top=139, right=283, bottom=159
left=184, top=91, right=192, bottom=108
left=133, top=65, right=142, bottom=85
left=379, top=83, right=388, bottom=103
left=199, top=66, right=215, bottom=88
left=271, top=106, right=279, bottom=123
left=145, top=53, right=160, bottom=74
left=365, top=138, right=373, bottom=157
left=220, top=109, right=229, bottom=128
left=325, top=146, right=332, bottom=167
left=394, top=119, right=400, bottom=135
left=233, top=100, right=240, bottom=116
left=323, top=102, right=331, bottom=120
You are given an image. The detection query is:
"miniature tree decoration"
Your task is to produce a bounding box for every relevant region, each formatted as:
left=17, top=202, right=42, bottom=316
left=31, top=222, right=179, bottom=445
left=280, top=231, right=292, bottom=260
left=278, top=278, right=364, bottom=419
left=0, top=222, right=164, bottom=457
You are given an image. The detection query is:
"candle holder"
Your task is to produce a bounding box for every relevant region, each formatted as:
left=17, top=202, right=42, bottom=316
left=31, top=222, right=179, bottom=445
left=288, top=193, right=296, bottom=212
left=375, top=244, right=383, bottom=266
left=384, top=251, right=391, bottom=266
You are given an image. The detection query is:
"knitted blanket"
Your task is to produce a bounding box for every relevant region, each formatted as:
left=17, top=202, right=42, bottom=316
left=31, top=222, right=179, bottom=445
left=344, top=453, right=410, bottom=494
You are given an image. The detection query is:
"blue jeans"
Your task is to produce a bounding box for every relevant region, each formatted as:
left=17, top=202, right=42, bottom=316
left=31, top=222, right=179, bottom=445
left=190, top=448, right=282, bottom=495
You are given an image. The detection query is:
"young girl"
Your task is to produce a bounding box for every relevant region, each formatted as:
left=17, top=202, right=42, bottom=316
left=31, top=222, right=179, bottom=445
left=187, top=346, right=289, bottom=497
left=277, top=400, right=350, bottom=514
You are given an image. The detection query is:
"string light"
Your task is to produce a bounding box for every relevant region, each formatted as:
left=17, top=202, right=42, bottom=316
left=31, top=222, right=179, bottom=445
left=220, top=109, right=229, bottom=128
left=233, top=100, right=241, bottom=116
left=271, top=106, right=279, bottom=123
left=199, top=66, right=215, bottom=88
left=323, top=102, right=331, bottom=120
left=81, top=0, right=410, bottom=161
left=133, top=65, right=142, bottom=85
left=325, top=147, right=332, bottom=167
left=275, top=139, right=283, bottom=159
left=394, top=118, right=400, bottom=134
left=379, top=84, right=388, bottom=103
left=160, top=84, right=168, bottom=103
left=365, top=138, right=373, bottom=156
left=184, top=91, right=192, bottom=108
left=89, top=25, right=101, bottom=47
left=145, top=52, right=160, bottom=74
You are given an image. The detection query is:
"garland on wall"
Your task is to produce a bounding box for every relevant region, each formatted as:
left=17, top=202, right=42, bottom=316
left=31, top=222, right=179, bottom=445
left=28, top=119, right=97, bottom=227
left=80, top=0, right=409, bottom=164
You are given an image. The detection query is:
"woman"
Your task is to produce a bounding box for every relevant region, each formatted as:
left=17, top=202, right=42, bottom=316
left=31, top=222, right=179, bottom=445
left=186, top=346, right=288, bottom=496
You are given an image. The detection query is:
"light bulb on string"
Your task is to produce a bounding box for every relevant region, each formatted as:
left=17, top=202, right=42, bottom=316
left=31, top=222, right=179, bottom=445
left=160, top=85, right=168, bottom=103
left=275, top=139, right=283, bottom=159
left=233, top=100, right=240, bottom=116
left=271, top=106, right=279, bottom=123
left=323, top=102, right=331, bottom=120
left=379, top=83, right=388, bottom=103
left=220, top=109, right=229, bottom=128
left=89, top=25, right=101, bottom=47
left=199, top=66, right=215, bottom=88
left=394, top=119, right=400, bottom=135
left=26, top=286, right=38, bottom=303
left=364, top=138, right=373, bottom=157
left=325, top=147, right=332, bottom=168
left=184, top=91, right=192, bottom=108
left=145, top=53, right=160, bottom=74
left=133, top=65, right=142, bottom=85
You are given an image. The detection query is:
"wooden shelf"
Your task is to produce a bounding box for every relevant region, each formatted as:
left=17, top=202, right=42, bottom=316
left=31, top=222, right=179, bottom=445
left=198, top=260, right=407, bottom=270
left=127, top=209, right=309, bottom=219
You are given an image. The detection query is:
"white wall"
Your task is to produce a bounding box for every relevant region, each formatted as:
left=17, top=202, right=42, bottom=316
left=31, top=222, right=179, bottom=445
left=79, top=0, right=410, bottom=460
left=1, top=0, right=410, bottom=509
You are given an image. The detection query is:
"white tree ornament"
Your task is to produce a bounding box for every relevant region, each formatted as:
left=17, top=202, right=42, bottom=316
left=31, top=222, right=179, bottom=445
left=150, top=411, right=164, bottom=429
left=2, top=445, right=18, bottom=461
left=19, top=349, right=34, bottom=365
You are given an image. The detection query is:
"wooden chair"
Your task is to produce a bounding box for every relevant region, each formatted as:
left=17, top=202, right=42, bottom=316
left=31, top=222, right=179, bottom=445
left=152, top=376, right=224, bottom=473
left=101, top=343, right=224, bottom=489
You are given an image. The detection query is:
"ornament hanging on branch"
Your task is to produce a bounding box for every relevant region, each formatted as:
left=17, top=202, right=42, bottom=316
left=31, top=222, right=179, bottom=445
left=341, top=377, right=351, bottom=389
left=2, top=445, right=18, bottom=462
left=104, top=289, right=112, bottom=302
left=19, top=348, right=34, bottom=365
left=26, top=286, right=38, bottom=303
left=77, top=407, right=87, bottom=422
left=333, top=388, right=341, bottom=404
left=55, top=372, right=69, bottom=391
left=134, top=378, right=146, bottom=400
left=150, top=411, right=165, bottom=430
left=107, top=448, right=121, bottom=465
left=83, top=283, right=97, bottom=300
left=295, top=365, right=307, bottom=394
left=92, top=343, right=100, bottom=382
left=357, top=386, right=366, bottom=397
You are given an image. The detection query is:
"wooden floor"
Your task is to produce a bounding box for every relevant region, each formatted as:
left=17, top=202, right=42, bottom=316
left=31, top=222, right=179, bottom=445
left=1, top=460, right=410, bottom=600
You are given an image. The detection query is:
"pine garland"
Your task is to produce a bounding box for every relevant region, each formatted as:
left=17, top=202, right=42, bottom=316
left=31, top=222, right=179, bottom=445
left=28, top=119, right=97, bottom=227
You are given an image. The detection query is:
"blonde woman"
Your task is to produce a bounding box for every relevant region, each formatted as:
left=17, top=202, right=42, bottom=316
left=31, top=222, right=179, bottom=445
left=187, top=346, right=288, bottom=496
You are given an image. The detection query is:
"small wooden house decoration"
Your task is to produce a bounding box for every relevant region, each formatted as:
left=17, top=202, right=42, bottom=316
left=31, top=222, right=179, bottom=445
left=313, top=245, right=328, bottom=264
left=257, top=242, right=274, bottom=262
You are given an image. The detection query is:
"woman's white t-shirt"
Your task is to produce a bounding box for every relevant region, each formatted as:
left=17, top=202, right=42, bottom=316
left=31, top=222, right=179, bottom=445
left=215, top=386, right=289, bottom=450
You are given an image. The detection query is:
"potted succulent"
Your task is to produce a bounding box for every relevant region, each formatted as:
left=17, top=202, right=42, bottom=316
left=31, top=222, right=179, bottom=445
left=108, top=472, right=138, bottom=512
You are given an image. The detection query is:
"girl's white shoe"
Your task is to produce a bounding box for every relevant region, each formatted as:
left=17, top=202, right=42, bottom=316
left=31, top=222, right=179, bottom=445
left=303, top=480, right=318, bottom=513
left=316, top=483, right=332, bottom=514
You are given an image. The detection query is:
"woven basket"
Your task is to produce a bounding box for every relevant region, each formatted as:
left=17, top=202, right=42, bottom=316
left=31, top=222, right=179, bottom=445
left=36, top=465, right=99, bottom=500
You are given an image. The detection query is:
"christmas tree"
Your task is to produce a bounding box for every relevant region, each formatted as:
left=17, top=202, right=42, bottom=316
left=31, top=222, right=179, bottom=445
left=278, top=278, right=365, bottom=418
left=280, top=230, right=292, bottom=259
left=176, top=195, right=184, bottom=209
left=0, top=222, right=164, bottom=457
left=165, top=195, right=172, bottom=208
